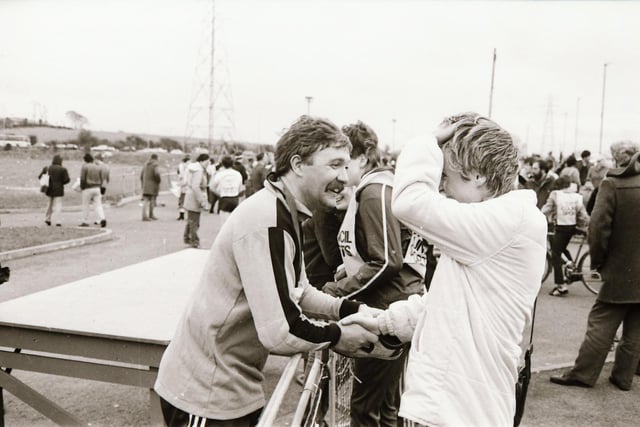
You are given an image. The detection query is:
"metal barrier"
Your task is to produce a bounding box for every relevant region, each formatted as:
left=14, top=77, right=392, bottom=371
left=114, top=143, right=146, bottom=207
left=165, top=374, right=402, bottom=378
left=259, top=350, right=354, bottom=427
left=256, top=353, right=303, bottom=427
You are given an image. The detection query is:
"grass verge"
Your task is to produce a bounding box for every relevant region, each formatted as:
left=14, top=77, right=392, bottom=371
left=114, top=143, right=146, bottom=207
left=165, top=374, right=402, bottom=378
left=0, top=226, right=102, bottom=252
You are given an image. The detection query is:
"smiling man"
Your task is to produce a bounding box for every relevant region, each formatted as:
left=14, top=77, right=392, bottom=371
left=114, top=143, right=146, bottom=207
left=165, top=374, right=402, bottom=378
left=154, top=116, right=379, bottom=427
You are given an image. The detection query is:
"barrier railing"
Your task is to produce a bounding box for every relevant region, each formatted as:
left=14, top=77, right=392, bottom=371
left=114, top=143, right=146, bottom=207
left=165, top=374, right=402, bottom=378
left=259, top=350, right=354, bottom=427
left=256, top=353, right=303, bottom=427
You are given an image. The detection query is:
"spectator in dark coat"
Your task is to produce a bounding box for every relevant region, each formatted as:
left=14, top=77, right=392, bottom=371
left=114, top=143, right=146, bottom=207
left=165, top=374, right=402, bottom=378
left=232, top=155, right=248, bottom=186
left=140, top=153, right=162, bottom=221
left=246, top=152, right=271, bottom=197
left=526, top=158, right=556, bottom=209
left=39, top=154, right=70, bottom=226
left=578, top=149, right=592, bottom=186
left=551, top=141, right=640, bottom=391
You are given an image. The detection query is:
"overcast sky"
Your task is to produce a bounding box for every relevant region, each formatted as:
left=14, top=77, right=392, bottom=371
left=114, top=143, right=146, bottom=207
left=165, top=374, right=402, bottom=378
left=2, top=0, right=639, bottom=155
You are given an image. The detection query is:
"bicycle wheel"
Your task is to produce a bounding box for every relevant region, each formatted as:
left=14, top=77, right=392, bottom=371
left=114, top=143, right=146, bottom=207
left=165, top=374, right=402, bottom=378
left=541, top=251, right=552, bottom=283
left=577, top=251, right=603, bottom=295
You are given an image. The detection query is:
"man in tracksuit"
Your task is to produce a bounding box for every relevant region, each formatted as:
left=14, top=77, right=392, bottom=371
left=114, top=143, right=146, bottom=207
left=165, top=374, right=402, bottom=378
left=154, top=116, right=379, bottom=427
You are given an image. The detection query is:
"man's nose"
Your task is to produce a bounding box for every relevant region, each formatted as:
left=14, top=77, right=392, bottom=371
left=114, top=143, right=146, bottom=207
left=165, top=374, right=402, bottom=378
left=337, top=166, right=349, bottom=183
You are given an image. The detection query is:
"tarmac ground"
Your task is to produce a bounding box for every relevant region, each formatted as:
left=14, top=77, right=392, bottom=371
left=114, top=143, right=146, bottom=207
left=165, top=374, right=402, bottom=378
left=0, top=193, right=638, bottom=426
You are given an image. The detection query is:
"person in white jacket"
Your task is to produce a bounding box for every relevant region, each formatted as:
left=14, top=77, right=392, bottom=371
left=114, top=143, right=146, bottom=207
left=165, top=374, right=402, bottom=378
left=183, top=153, right=210, bottom=248
left=211, top=155, right=244, bottom=224
left=342, top=113, right=547, bottom=426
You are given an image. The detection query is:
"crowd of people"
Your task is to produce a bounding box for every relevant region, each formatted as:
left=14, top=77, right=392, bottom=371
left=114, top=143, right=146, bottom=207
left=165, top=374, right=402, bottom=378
left=34, top=115, right=640, bottom=426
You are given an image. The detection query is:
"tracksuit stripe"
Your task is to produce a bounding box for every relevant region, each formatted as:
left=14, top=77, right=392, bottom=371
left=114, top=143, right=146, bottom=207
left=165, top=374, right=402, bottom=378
left=268, top=200, right=340, bottom=344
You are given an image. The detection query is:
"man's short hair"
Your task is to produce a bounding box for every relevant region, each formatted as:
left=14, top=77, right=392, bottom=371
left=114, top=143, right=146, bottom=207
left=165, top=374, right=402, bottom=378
left=610, top=140, right=640, bottom=167
left=565, top=155, right=577, bottom=167
left=534, top=158, right=552, bottom=173
left=581, top=150, right=591, bottom=159
left=442, top=114, right=518, bottom=197
left=342, top=121, right=380, bottom=167
left=150, top=153, right=158, bottom=160
left=84, top=153, right=93, bottom=163
left=273, top=115, right=351, bottom=177
left=221, top=155, right=234, bottom=168
left=256, top=152, right=264, bottom=162
left=196, top=153, right=210, bottom=162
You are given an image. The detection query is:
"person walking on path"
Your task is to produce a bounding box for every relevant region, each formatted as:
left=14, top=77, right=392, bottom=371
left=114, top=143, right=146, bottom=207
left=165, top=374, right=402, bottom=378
left=183, top=153, right=210, bottom=248
left=140, top=153, right=162, bottom=221
left=39, top=154, right=70, bottom=226
left=176, top=155, right=190, bottom=220
left=550, top=141, right=640, bottom=391
left=154, top=116, right=379, bottom=426
left=206, top=157, right=220, bottom=214
left=79, top=153, right=107, bottom=228
left=94, top=153, right=110, bottom=197
left=210, top=155, right=244, bottom=224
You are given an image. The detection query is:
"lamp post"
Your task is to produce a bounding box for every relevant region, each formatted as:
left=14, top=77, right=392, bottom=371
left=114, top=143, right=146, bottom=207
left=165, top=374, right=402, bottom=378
left=598, top=63, right=609, bottom=154
left=305, top=96, right=313, bottom=115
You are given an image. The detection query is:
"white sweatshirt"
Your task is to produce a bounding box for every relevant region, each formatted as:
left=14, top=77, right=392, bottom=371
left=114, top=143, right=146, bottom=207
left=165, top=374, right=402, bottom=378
left=380, top=136, right=547, bottom=427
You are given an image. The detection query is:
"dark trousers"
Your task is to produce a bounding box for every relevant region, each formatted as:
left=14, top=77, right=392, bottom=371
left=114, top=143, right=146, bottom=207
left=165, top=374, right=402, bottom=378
left=551, top=225, right=576, bottom=285
left=184, top=210, right=201, bottom=247
left=350, top=345, right=408, bottom=427
left=568, top=301, right=640, bottom=389
left=142, top=195, right=157, bottom=219
left=208, top=190, right=219, bottom=213
left=160, top=397, right=261, bottom=427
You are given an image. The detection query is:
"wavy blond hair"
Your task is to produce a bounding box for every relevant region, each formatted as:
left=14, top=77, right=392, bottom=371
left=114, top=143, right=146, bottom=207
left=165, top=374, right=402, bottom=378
left=441, top=114, right=518, bottom=197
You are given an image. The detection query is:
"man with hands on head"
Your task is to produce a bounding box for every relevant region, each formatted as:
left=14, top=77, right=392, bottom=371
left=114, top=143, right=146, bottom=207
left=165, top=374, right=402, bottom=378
left=154, top=116, right=380, bottom=427
left=343, top=113, right=547, bottom=427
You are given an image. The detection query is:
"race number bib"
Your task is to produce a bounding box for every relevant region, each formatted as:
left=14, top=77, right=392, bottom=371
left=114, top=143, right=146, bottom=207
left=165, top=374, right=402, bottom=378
left=404, top=232, right=429, bottom=278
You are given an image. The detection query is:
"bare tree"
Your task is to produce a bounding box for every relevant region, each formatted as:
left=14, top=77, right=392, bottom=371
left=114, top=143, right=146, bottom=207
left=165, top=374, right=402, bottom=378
left=65, top=110, right=89, bottom=129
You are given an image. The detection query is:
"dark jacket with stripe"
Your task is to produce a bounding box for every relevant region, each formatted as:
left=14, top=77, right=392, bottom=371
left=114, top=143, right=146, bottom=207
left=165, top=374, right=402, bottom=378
left=154, top=178, right=360, bottom=420
left=589, top=153, right=640, bottom=303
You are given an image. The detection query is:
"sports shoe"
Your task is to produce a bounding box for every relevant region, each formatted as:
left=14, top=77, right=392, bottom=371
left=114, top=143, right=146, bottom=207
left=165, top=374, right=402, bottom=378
left=549, top=286, right=568, bottom=297
left=55, top=224, right=61, bottom=227
left=100, top=219, right=107, bottom=228
left=550, top=374, right=591, bottom=388
left=150, top=216, right=159, bottom=220
left=45, top=220, right=51, bottom=226
left=79, top=223, right=90, bottom=227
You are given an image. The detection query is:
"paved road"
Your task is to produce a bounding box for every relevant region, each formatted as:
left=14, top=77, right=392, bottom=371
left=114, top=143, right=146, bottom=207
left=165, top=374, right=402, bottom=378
left=0, top=193, right=637, bottom=426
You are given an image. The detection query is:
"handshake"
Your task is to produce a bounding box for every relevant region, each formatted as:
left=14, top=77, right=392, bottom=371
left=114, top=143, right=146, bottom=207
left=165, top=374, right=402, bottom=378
left=332, top=306, right=404, bottom=360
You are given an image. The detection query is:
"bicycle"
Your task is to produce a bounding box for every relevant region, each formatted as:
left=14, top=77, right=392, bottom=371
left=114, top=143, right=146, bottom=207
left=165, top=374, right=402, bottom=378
left=542, top=231, right=603, bottom=295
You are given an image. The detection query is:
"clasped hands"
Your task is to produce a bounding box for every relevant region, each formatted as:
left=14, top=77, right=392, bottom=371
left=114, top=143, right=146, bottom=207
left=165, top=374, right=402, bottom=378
left=332, top=305, right=398, bottom=359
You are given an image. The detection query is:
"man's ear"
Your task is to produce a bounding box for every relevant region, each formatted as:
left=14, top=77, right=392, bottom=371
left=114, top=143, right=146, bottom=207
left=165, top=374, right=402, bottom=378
left=472, top=173, right=487, bottom=187
left=358, top=154, right=368, bottom=168
left=290, top=154, right=305, bottom=177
